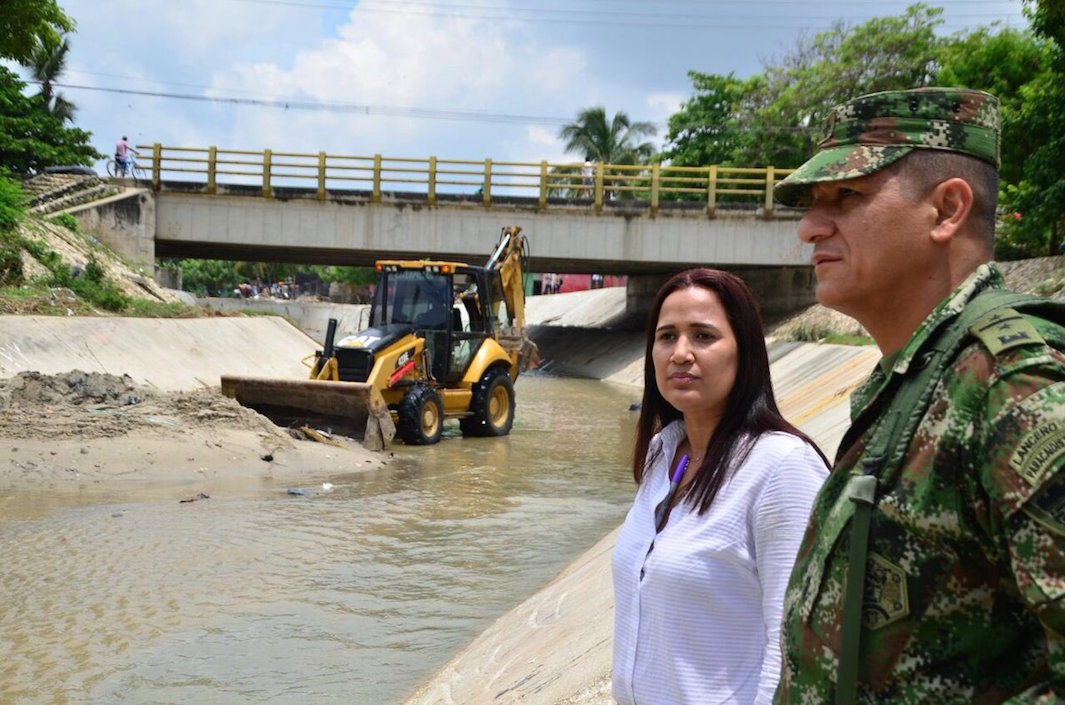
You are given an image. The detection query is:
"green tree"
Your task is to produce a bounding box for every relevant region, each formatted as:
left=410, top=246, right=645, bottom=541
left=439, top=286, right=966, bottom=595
left=0, top=66, right=99, bottom=174
left=557, top=107, right=657, bottom=200
left=312, top=265, right=375, bottom=286
left=175, top=259, right=245, bottom=297
left=0, top=0, right=74, bottom=63
left=660, top=72, right=754, bottom=167
left=558, top=107, right=656, bottom=164
left=993, top=0, right=1065, bottom=256
left=659, top=4, right=945, bottom=169
left=27, top=32, right=75, bottom=122
left=744, top=3, right=944, bottom=166
left=1024, top=0, right=1065, bottom=48
left=174, top=259, right=314, bottom=298
left=998, top=76, right=1065, bottom=258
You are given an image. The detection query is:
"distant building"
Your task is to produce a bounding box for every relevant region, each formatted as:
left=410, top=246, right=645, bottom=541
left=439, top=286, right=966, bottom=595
left=534, top=273, right=626, bottom=294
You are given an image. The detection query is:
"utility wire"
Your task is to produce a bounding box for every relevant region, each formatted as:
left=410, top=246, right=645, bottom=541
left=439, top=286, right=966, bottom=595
left=39, top=81, right=573, bottom=125
left=209, top=0, right=1025, bottom=28
left=63, top=69, right=292, bottom=99
left=33, top=80, right=820, bottom=133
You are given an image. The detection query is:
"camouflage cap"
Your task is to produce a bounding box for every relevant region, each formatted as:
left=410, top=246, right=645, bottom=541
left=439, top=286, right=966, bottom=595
left=774, top=87, right=1001, bottom=207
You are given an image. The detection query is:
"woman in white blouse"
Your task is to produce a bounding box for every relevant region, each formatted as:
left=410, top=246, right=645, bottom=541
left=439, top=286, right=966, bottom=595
left=612, top=268, right=829, bottom=705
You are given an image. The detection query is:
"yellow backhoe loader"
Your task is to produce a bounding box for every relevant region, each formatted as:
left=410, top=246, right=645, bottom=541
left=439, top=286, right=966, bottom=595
left=220, top=225, right=539, bottom=449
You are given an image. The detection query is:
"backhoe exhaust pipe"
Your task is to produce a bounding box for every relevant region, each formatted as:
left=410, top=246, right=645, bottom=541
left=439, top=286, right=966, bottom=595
left=323, top=317, right=338, bottom=359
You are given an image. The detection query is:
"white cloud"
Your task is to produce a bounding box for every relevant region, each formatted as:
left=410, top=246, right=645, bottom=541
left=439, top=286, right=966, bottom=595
left=647, top=92, right=685, bottom=118
left=526, top=126, right=559, bottom=148
left=180, top=5, right=602, bottom=161
left=46, top=0, right=1030, bottom=174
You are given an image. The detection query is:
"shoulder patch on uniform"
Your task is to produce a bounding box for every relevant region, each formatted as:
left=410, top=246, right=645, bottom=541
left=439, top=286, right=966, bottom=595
left=1023, top=478, right=1065, bottom=537
left=861, top=552, right=909, bottom=630
left=970, top=307, right=1046, bottom=356
left=1010, top=420, right=1065, bottom=486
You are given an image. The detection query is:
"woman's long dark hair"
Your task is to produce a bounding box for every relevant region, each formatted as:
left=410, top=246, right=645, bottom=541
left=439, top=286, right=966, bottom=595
left=631, top=268, right=828, bottom=514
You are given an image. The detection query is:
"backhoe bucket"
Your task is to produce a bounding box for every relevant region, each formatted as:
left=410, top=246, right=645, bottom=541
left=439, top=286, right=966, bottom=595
left=220, top=376, right=396, bottom=451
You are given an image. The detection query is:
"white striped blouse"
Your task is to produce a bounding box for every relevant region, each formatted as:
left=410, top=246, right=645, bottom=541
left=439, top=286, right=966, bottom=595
left=612, top=420, right=828, bottom=705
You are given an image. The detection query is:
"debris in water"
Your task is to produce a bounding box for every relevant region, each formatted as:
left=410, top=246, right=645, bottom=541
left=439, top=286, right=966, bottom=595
left=179, top=492, right=210, bottom=504
left=298, top=426, right=345, bottom=447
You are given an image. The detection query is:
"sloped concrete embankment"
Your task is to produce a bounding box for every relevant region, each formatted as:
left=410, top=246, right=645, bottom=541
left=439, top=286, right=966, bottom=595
left=195, top=289, right=644, bottom=383
left=0, top=289, right=632, bottom=391
left=199, top=296, right=371, bottom=346
left=0, top=316, right=319, bottom=389
left=403, top=291, right=879, bottom=705
left=526, top=287, right=644, bottom=389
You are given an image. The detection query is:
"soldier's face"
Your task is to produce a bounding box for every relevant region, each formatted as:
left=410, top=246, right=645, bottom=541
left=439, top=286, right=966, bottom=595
left=797, top=168, right=935, bottom=322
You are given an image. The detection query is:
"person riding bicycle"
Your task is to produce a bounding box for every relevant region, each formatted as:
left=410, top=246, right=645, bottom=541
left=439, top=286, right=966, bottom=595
left=114, top=136, right=138, bottom=176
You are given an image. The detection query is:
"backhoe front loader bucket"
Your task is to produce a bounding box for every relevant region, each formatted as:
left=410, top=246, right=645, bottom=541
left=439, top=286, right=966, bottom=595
left=220, top=376, right=396, bottom=451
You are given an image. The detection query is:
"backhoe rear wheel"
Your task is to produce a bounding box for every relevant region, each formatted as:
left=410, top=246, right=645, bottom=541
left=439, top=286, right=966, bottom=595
left=396, top=384, right=444, bottom=445
left=460, top=367, right=515, bottom=437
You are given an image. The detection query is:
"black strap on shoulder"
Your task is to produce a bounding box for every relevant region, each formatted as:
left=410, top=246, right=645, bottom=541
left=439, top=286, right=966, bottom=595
left=835, top=289, right=1064, bottom=705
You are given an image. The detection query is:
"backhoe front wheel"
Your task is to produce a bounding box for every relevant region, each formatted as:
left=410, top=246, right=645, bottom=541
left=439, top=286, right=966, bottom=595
left=396, top=384, right=443, bottom=445
left=460, top=367, right=515, bottom=437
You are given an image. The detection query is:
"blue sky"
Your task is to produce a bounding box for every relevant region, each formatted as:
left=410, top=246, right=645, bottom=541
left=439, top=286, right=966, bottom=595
left=32, top=0, right=1030, bottom=169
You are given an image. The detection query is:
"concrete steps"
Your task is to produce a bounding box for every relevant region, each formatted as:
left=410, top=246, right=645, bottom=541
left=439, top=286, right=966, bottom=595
left=23, top=174, right=117, bottom=215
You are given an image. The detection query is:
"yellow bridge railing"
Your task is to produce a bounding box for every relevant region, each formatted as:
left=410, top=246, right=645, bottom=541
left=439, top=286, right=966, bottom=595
left=136, top=144, right=795, bottom=215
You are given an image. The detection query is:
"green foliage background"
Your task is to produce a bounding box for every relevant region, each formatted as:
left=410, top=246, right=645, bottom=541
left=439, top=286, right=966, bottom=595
left=659, top=1, right=1065, bottom=259
left=0, top=177, right=27, bottom=232
left=171, top=258, right=375, bottom=298
left=0, top=0, right=73, bottom=63
left=0, top=66, right=100, bottom=174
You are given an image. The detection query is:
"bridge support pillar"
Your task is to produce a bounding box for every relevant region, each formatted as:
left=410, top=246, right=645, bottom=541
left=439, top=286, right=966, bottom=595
left=625, top=266, right=817, bottom=327
left=625, top=274, right=669, bottom=328
left=71, top=189, right=157, bottom=273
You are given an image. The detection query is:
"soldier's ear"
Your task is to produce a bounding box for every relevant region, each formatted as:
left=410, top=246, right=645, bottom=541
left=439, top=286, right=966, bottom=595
left=929, top=177, right=974, bottom=244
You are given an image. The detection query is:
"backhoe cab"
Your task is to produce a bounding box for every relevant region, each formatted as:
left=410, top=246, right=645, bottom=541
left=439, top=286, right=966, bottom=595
left=221, top=225, right=538, bottom=448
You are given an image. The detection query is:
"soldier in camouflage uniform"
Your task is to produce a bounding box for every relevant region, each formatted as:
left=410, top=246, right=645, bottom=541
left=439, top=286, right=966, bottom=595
left=773, top=87, right=1065, bottom=703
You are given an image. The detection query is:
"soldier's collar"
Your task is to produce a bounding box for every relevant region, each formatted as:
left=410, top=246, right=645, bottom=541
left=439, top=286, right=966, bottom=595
left=885, top=264, right=1002, bottom=377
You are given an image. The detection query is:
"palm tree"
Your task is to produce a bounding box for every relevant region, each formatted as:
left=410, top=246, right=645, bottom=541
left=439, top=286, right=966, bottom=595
left=27, top=33, right=75, bottom=122
left=557, top=107, right=657, bottom=200
left=558, top=107, right=657, bottom=165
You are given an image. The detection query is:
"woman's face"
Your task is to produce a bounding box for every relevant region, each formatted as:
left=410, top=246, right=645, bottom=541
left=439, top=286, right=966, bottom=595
left=652, top=286, right=738, bottom=426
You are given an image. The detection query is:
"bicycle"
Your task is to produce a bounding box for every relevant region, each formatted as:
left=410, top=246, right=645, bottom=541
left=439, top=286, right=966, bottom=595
left=106, top=152, right=147, bottom=183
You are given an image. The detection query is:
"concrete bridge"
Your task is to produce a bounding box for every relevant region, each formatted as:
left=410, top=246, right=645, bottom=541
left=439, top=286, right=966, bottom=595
left=71, top=145, right=817, bottom=317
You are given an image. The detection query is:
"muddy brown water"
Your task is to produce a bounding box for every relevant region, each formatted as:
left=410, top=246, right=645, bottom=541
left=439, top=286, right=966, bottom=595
left=0, top=375, right=639, bottom=705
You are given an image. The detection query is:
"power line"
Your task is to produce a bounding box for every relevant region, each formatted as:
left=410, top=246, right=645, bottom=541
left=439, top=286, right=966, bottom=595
left=41, top=81, right=574, bottom=125
left=64, top=69, right=278, bottom=99
left=208, top=0, right=1025, bottom=29
left=220, top=0, right=1022, bottom=12
left=35, top=80, right=824, bottom=135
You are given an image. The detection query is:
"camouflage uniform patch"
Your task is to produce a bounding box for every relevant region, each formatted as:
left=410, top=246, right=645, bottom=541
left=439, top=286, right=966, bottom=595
left=1011, top=421, right=1065, bottom=486
left=970, top=308, right=1045, bottom=356
left=1025, top=478, right=1065, bottom=537
left=861, top=552, right=909, bottom=630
